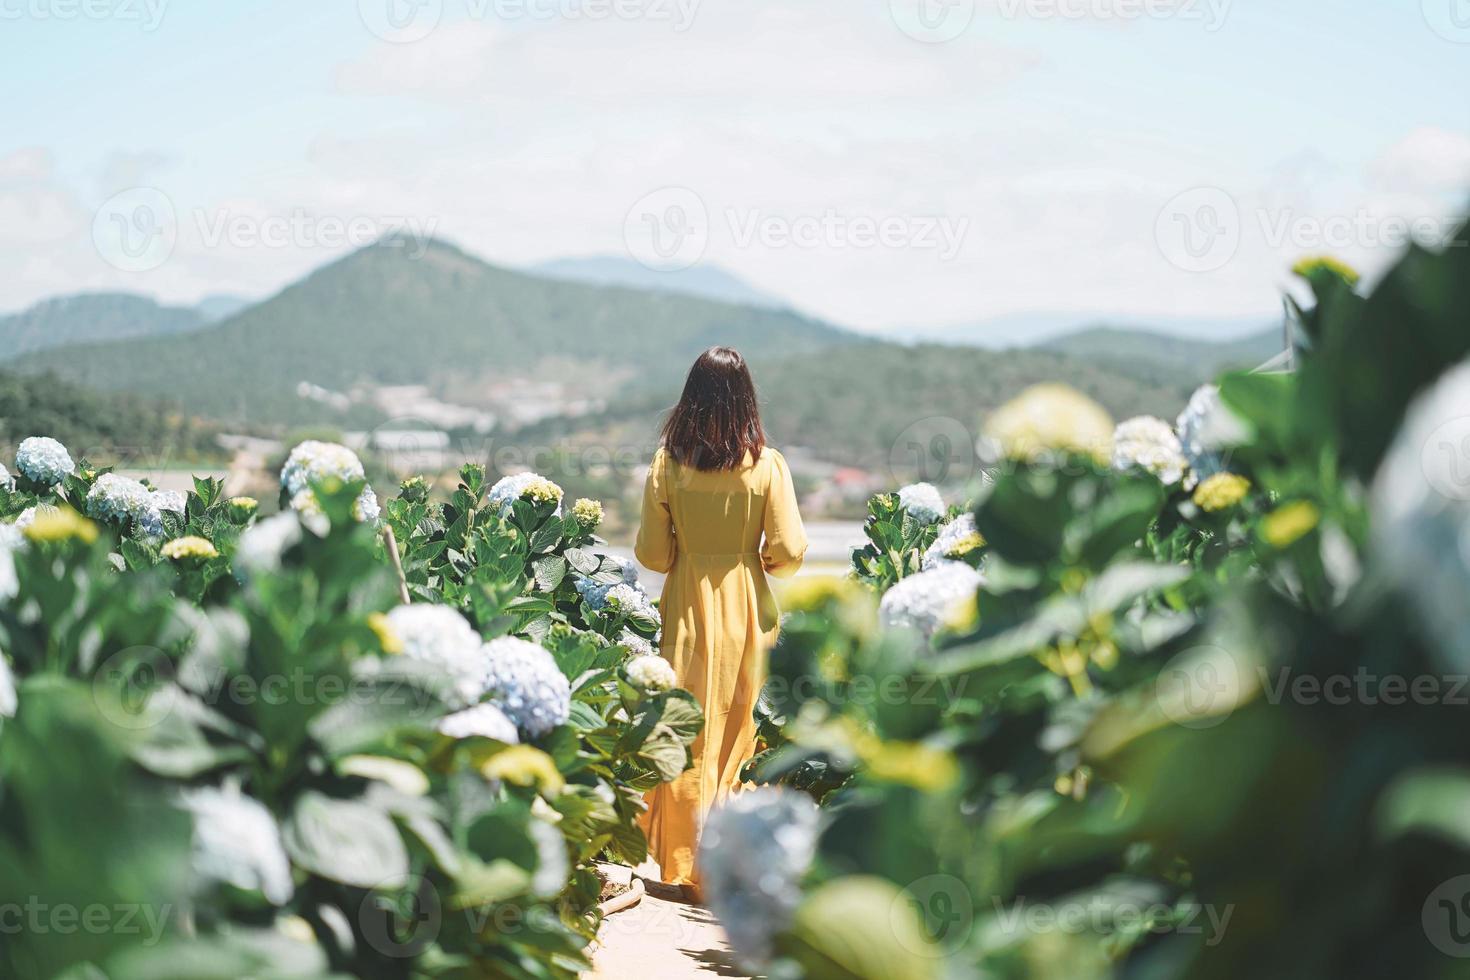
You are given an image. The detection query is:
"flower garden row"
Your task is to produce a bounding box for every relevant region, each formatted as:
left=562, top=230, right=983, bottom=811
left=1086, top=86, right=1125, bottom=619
left=699, top=242, right=1470, bottom=978
left=0, top=435, right=695, bottom=977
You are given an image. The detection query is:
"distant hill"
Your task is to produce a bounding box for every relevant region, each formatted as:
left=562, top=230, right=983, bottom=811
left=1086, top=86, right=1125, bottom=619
left=0, top=292, right=207, bottom=361
left=195, top=294, right=254, bottom=322
left=10, top=240, right=853, bottom=427
left=0, top=369, right=220, bottom=463
left=913, top=312, right=1277, bottom=348
left=514, top=341, right=1198, bottom=471
left=530, top=256, right=788, bottom=309
left=1039, top=325, right=1286, bottom=387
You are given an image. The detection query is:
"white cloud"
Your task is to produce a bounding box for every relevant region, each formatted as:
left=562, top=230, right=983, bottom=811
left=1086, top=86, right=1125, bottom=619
left=1370, top=127, right=1470, bottom=195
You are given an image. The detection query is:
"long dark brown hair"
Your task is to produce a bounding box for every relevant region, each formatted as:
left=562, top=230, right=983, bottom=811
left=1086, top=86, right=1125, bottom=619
left=660, top=346, right=766, bottom=470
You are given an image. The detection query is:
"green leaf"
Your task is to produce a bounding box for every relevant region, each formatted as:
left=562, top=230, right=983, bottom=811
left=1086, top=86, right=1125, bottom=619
left=283, top=790, right=410, bottom=887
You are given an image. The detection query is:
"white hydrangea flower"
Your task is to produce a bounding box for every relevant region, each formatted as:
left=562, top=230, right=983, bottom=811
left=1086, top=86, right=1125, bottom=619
left=879, top=562, right=983, bottom=636
left=487, top=471, right=564, bottom=517
left=387, top=604, right=487, bottom=707
left=181, top=784, right=294, bottom=906
left=437, top=702, right=520, bottom=743
left=700, top=787, right=820, bottom=971
left=234, top=513, right=304, bottom=578
left=280, top=440, right=365, bottom=496
left=603, top=582, right=659, bottom=624
left=481, top=636, right=571, bottom=739
left=922, top=513, right=984, bottom=571
left=1373, top=360, right=1470, bottom=672
left=151, top=489, right=187, bottom=514
left=625, top=654, right=677, bottom=693
left=897, top=482, right=946, bottom=524
left=1112, top=416, right=1188, bottom=486
left=0, top=463, right=12, bottom=489
left=618, top=629, right=656, bottom=658
left=85, top=473, right=153, bottom=524
left=354, top=486, right=381, bottom=523
left=15, top=437, right=74, bottom=486
left=0, top=654, right=15, bottom=718
left=1176, top=385, right=1250, bottom=488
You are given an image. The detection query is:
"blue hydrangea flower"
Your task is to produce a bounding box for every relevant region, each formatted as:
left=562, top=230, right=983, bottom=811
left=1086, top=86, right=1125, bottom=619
left=481, top=636, right=571, bottom=739
left=437, top=702, right=520, bottom=743
left=897, top=482, right=946, bottom=524
left=15, top=437, right=74, bottom=486
left=386, top=604, right=486, bottom=707
left=181, top=784, right=293, bottom=906
left=700, top=787, right=820, bottom=971
left=879, top=562, right=983, bottom=637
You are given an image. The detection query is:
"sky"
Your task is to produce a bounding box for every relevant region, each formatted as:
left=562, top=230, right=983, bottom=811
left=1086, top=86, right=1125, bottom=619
left=2, top=0, right=1468, bottom=336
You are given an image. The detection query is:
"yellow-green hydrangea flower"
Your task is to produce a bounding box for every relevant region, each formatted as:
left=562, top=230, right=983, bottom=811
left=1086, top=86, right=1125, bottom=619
left=162, top=535, right=219, bottom=560
left=1193, top=473, right=1251, bottom=512
left=367, top=611, right=403, bottom=655
left=1261, top=500, right=1320, bottom=548
left=226, top=496, right=259, bottom=520
left=983, top=384, right=1114, bottom=463
left=1292, top=255, right=1360, bottom=287
left=571, top=497, right=604, bottom=529
left=23, top=507, right=98, bottom=545
left=523, top=478, right=563, bottom=506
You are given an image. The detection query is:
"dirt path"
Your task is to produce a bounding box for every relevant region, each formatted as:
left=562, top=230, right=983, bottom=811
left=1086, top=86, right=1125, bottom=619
left=584, top=888, right=755, bottom=980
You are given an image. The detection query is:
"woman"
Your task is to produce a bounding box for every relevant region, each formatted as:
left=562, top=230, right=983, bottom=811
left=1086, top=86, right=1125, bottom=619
left=634, top=346, right=807, bottom=897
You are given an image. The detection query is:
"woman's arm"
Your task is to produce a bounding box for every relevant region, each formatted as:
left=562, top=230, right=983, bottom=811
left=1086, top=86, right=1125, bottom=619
left=634, top=449, right=677, bottom=573
left=761, top=449, right=808, bottom=578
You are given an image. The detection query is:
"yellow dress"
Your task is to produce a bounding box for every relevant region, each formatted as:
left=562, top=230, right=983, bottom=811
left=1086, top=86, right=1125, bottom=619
left=633, top=446, right=807, bottom=887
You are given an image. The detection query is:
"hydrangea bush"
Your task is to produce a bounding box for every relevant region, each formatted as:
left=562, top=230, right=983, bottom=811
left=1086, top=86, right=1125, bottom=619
left=0, top=445, right=702, bottom=978
left=724, top=237, right=1470, bottom=979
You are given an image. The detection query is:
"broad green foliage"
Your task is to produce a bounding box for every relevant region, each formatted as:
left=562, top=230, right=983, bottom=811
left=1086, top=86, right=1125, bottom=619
left=722, top=233, right=1470, bottom=979
left=0, top=449, right=700, bottom=977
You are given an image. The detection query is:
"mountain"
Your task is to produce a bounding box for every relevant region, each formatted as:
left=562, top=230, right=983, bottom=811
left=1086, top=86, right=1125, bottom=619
left=914, top=312, right=1277, bottom=348
left=195, top=294, right=254, bottom=323
left=0, top=292, right=207, bottom=361
left=9, top=240, right=854, bottom=427
left=1039, top=326, right=1286, bottom=387
left=530, top=256, right=788, bottom=310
